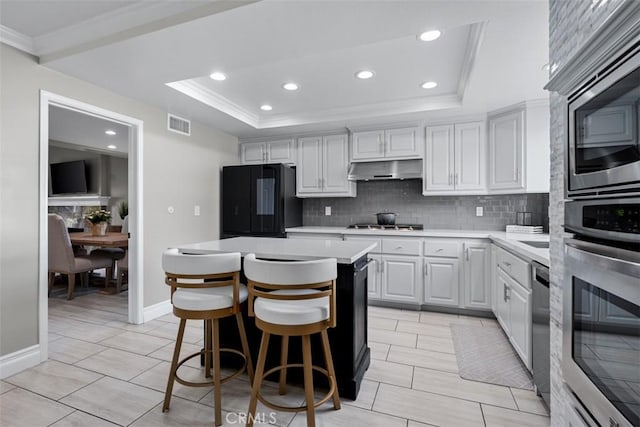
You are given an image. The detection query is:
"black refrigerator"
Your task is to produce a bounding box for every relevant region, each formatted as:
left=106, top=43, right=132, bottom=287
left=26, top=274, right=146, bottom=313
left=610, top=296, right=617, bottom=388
left=221, top=164, right=302, bottom=238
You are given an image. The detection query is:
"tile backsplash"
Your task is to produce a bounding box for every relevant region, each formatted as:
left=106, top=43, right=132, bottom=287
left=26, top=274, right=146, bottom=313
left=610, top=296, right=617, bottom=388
left=303, top=180, right=549, bottom=231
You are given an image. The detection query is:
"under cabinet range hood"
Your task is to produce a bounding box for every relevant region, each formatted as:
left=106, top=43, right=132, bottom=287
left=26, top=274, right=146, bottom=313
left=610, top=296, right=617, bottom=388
left=347, top=159, right=422, bottom=181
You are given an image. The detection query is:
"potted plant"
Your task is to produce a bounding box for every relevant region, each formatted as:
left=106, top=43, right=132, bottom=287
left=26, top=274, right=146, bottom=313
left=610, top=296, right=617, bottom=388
left=118, top=200, right=128, bottom=220
left=85, top=209, right=112, bottom=236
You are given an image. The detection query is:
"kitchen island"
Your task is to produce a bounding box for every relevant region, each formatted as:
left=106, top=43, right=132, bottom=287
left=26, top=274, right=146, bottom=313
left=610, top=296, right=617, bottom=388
left=177, top=237, right=377, bottom=399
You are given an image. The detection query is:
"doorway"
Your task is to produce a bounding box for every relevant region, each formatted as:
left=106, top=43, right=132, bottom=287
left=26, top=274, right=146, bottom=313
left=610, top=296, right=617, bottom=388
left=38, top=91, right=144, bottom=362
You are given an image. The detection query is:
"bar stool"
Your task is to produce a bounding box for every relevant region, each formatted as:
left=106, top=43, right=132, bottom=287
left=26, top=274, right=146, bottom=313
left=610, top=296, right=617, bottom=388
left=161, top=248, right=254, bottom=426
left=243, top=253, right=341, bottom=427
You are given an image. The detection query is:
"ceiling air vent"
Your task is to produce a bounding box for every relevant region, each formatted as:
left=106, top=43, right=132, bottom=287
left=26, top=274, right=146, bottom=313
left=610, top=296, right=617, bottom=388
left=167, top=113, right=191, bottom=136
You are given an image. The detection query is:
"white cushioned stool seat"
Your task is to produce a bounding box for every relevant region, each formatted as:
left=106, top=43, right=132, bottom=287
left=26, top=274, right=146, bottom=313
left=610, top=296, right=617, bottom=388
left=243, top=253, right=341, bottom=427
left=173, top=284, right=248, bottom=311
left=161, top=248, right=254, bottom=427
left=254, top=289, right=329, bottom=326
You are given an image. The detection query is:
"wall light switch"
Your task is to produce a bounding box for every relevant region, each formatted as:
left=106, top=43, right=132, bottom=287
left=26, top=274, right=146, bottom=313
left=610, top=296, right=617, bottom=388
left=476, top=206, right=483, bottom=217
left=194, top=205, right=200, bottom=216
left=167, top=206, right=175, bottom=214
left=325, top=206, right=331, bottom=216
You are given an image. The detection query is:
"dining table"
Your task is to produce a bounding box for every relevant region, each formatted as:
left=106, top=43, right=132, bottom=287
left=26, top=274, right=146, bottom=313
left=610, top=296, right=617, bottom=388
left=69, top=231, right=128, bottom=293
left=69, top=231, right=129, bottom=248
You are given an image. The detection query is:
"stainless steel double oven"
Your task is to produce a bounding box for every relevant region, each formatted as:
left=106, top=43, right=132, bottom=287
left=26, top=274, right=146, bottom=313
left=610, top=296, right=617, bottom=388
left=563, top=41, right=640, bottom=427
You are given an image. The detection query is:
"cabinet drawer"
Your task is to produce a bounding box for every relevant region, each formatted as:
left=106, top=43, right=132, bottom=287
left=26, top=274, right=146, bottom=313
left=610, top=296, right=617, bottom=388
left=424, top=240, right=460, bottom=258
left=496, top=246, right=531, bottom=288
left=344, top=236, right=382, bottom=254
left=381, top=239, right=421, bottom=256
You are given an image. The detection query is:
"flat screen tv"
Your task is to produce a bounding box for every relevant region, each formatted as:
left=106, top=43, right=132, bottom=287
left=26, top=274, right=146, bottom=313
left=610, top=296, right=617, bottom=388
left=50, top=160, right=88, bottom=194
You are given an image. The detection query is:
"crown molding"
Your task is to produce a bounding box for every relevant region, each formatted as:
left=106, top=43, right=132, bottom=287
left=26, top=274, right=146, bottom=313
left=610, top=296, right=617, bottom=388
left=457, top=21, right=487, bottom=101
left=166, top=80, right=260, bottom=127
left=257, top=95, right=461, bottom=129
left=169, top=77, right=461, bottom=130
left=544, top=0, right=640, bottom=95
left=0, top=25, right=35, bottom=55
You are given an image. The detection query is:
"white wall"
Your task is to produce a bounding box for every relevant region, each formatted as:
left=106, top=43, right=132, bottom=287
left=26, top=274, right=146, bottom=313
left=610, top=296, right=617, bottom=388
left=0, top=44, right=239, bottom=357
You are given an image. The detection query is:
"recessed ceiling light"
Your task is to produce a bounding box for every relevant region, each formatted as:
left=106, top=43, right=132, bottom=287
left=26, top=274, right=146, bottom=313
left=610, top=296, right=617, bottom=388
left=283, top=82, right=299, bottom=91
left=105, top=130, right=116, bottom=135
left=260, top=104, right=273, bottom=111
left=421, top=81, right=438, bottom=89
left=418, top=30, right=441, bottom=42
left=355, top=70, right=375, bottom=80
left=209, top=72, right=226, bottom=81
left=107, top=145, right=117, bottom=150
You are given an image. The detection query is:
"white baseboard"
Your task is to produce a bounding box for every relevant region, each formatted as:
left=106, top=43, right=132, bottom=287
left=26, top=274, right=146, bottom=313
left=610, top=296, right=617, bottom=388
left=0, top=344, right=41, bottom=379
left=143, top=299, right=172, bottom=322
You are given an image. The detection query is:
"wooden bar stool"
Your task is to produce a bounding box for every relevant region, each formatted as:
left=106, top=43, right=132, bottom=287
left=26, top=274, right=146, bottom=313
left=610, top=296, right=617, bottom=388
left=243, top=253, right=341, bottom=427
left=161, top=248, right=254, bottom=426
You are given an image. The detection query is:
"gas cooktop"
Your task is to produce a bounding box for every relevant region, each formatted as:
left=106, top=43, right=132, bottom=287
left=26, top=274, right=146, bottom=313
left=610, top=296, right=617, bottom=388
left=347, top=224, right=424, bottom=231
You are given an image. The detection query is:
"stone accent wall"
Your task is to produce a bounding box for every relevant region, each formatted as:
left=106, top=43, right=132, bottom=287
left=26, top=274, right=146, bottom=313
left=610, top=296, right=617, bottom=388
left=548, top=0, right=625, bottom=425
left=303, top=180, right=549, bottom=231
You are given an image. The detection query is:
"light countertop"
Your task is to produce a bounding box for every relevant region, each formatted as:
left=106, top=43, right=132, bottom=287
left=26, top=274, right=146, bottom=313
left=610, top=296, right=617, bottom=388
left=176, top=236, right=377, bottom=264
left=286, top=226, right=550, bottom=266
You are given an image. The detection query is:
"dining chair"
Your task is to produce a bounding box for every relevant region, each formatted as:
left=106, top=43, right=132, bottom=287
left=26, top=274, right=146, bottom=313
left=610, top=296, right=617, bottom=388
left=91, top=215, right=127, bottom=278
left=115, top=216, right=129, bottom=292
left=48, top=214, right=114, bottom=300
left=243, top=253, right=341, bottom=427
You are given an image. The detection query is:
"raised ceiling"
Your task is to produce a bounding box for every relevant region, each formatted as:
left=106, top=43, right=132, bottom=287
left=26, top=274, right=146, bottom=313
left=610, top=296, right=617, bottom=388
left=0, top=0, right=550, bottom=139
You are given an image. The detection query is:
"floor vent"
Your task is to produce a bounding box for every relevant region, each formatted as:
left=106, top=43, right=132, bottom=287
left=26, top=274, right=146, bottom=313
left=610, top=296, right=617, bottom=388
left=167, top=114, right=191, bottom=136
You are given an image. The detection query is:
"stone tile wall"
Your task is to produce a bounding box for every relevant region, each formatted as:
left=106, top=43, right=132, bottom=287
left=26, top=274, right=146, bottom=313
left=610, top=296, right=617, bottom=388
left=302, top=180, right=549, bottom=231
left=548, top=0, right=625, bottom=425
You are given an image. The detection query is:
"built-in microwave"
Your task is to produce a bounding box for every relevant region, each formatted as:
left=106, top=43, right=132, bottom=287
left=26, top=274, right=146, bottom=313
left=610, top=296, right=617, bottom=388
left=567, top=45, right=640, bottom=198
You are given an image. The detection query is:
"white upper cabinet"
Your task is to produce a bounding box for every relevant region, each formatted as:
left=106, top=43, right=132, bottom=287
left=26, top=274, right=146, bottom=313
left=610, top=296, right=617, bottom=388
left=424, top=125, right=454, bottom=191
left=351, top=130, right=384, bottom=160
left=240, top=139, right=296, bottom=165
left=424, top=121, right=486, bottom=195
left=455, top=122, right=486, bottom=192
left=351, top=126, right=422, bottom=161
left=488, top=100, right=550, bottom=193
left=296, top=134, right=356, bottom=197
left=488, top=110, right=524, bottom=191
left=297, top=136, right=323, bottom=194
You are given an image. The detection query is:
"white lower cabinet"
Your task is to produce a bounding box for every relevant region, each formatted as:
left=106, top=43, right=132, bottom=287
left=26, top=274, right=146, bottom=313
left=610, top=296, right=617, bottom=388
left=424, top=257, right=459, bottom=306
left=344, top=235, right=422, bottom=304
left=495, top=263, right=532, bottom=370
left=381, top=255, right=422, bottom=303
left=367, top=254, right=382, bottom=299
left=508, top=277, right=531, bottom=367
left=463, top=242, right=491, bottom=309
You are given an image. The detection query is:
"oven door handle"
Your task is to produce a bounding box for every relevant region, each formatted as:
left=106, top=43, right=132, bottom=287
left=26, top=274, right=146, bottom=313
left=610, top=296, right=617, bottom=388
left=565, top=240, right=640, bottom=278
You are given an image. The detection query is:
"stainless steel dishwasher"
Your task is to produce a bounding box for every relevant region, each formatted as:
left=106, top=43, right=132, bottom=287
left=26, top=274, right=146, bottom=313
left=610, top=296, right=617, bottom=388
left=532, top=261, right=550, bottom=410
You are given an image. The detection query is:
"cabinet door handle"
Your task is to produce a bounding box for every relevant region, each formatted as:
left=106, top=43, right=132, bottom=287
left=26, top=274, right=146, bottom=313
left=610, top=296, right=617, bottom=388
left=503, top=261, right=511, bottom=268
left=503, top=284, right=508, bottom=302
left=448, top=174, right=452, bottom=185
left=514, top=167, right=518, bottom=181
left=435, top=248, right=443, bottom=253
left=466, top=247, right=470, bottom=261
left=455, top=173, right=459, bottom=185
left=424, top=264, right=428, bottom=276
left=380, top=262, right=384, bottom=273
left=395, top=245, right=403, bottom=250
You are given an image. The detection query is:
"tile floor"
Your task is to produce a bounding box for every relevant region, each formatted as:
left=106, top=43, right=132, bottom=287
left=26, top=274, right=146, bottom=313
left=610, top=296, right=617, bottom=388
left=1, top=293, right=550, bottom=426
